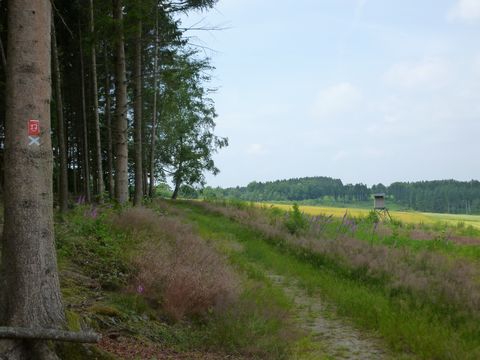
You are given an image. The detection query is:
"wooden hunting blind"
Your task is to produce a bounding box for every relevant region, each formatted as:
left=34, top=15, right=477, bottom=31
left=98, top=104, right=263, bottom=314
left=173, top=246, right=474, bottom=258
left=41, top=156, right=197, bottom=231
left=373, top=193, right=391, bottom=221
left=374, top=194, right=386, bottom=209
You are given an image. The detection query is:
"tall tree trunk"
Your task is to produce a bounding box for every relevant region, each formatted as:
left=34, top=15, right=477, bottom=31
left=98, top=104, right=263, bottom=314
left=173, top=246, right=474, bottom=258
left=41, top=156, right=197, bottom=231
left=142, top=165, right=148, bottom=197
left=67, top=138, right=77, bottom=196
left=171, top=158, right=182, bottom=200
left=79, top=25, right=91, bottom=203
left=52, top=23, right=68, bottom=213
left=0, top=34, right=6, bottom=70
left=90, top=0, right=104, bottom=202
left=112, top=0, right=129, bottom=204
left=0, top=1, right=64, bottom=358
left=104, top=44, right=114, bottom=198
left=0, top=6, right=7, bottom=196
left=149, top=10, right=159, bottom=198
left=71, top=142, right=78, bottom=196
left=172, top=178, right=181, bottom=200
left=133, top=19, right=143, bottom=206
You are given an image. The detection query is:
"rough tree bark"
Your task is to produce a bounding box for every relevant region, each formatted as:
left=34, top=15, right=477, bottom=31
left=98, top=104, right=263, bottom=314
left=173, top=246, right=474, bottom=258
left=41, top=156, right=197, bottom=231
left=72, top=143, right=78, bottom=196
left=52, top=23, right=68, bottom=213
left=149, top=10, right=159, bottom=198
left=89, top=0, right=105, bottom=202
left=79, top=25, right=91, bottom=203
left=142, top=164, right=148, bottom=197
left=172, top=177, right=181, bottom=200
left=0, top=35, right=6, bottom=70
left=0, top=1, right=65, bottom=358
left=133, top=19, right=143, bottom=206
left=112, top=0, right=129, bottom=204
left=104, top=44, right=114, bottom=198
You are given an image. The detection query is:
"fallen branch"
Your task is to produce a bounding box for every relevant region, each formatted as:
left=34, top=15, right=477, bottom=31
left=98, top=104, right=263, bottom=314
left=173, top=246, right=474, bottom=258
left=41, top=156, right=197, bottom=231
left=0, top=327, right=100, bottom=343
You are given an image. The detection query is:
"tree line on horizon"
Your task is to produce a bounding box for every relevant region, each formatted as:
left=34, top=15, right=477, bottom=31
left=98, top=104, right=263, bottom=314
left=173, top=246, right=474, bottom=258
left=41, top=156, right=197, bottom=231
left=0, top=0, right=227, bottom=210
left=202, top=177, right=480, bottom=215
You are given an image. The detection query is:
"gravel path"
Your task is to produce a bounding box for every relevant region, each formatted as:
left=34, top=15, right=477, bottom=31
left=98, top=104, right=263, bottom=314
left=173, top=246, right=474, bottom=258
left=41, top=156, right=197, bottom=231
left=268, top=274, right=389, bottom=360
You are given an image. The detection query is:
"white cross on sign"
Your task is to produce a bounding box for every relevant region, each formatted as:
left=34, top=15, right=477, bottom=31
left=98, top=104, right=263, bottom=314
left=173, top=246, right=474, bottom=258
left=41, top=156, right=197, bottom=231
left=29, top=136, right=40, bottom=146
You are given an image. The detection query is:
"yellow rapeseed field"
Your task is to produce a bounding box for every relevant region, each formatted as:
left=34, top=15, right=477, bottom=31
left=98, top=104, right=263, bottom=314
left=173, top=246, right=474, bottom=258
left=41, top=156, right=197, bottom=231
left=259, top=203, right=480, bottom=229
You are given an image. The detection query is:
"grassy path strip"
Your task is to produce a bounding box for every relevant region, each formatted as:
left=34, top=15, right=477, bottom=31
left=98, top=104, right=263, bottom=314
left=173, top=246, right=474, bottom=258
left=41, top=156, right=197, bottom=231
left=268, top=273, right=387, bottom=360
left=179, top=203, right=402, bottom=359
left=179, top=201, right=480, bottom=359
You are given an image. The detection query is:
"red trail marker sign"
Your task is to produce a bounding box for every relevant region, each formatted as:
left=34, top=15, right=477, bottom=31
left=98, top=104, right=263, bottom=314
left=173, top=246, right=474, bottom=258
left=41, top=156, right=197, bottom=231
left=28, top=119, right=40, bottom=146
left=28, top=119, right=40, bottom=136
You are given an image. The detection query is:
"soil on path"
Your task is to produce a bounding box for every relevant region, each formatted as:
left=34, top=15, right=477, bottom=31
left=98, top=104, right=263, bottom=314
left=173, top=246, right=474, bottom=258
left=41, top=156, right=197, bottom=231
left=268, top=274, right=389, bottom=360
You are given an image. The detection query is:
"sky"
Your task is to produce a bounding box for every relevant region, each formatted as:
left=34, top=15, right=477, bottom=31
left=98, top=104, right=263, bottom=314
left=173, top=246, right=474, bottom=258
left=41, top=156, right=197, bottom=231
left=180, top=0, right=480, bottom=188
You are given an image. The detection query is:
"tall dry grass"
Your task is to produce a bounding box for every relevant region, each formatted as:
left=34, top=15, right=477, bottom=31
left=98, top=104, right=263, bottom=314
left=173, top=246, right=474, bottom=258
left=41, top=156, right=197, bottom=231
left=113, top=207, right=238, bottom=321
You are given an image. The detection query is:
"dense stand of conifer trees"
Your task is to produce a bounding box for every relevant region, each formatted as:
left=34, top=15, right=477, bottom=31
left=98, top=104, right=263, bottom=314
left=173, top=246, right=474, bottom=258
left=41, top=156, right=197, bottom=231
left=0, top=0, right=226, bottom=209
left=0, top=2, right=225, bottom=357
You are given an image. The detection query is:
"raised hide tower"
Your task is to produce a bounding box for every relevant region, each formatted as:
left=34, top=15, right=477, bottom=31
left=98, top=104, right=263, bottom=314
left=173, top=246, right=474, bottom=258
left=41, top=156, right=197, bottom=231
left=373, top=193, right=391, bottom=220
left=374, top=194, right=386, bottom=209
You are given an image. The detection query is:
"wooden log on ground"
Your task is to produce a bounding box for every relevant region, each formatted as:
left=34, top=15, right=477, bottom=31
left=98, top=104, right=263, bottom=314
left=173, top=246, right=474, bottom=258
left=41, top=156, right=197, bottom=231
left=0, top=327, right=100, bottom=343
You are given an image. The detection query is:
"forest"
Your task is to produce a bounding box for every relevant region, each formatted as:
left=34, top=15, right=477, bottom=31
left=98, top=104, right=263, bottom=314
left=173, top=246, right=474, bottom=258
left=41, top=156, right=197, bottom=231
left=0, top=0, right=226, bottom=207
left=0, top=1, right=231, bottom=358
left=205, top=177, right=480, bottom=214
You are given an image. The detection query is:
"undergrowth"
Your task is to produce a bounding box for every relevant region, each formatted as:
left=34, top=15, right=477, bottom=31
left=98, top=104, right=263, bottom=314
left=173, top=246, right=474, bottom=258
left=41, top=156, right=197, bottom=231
left=55, top=202, right=298, bottom=359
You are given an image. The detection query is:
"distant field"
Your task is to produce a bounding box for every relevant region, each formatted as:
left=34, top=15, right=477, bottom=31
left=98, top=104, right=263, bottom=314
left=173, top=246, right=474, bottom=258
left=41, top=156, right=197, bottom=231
left=259, top=203, right=480, bottom=229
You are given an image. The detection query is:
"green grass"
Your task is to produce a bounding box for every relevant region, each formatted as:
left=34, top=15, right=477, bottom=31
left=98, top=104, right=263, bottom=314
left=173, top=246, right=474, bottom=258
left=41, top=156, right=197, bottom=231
left=178, top=201, right=480, bottom=360
left=361, top=228, right=480, bottom=261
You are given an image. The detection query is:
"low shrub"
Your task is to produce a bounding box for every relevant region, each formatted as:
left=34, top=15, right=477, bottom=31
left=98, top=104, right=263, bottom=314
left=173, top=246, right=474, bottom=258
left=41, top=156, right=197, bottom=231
left=365, top=210, right=380, bottom=224
left=284, top=203, right=309, bottom=235
left=113, top=208, right=238, bottom=322
left=111, top=206, right=164, bottom=234
left=203, top=284, right=296, bottom=359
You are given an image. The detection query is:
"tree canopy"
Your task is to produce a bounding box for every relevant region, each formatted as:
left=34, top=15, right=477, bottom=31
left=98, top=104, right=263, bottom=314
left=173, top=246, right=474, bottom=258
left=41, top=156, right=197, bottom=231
left=0, top=0, right=227, bottom=204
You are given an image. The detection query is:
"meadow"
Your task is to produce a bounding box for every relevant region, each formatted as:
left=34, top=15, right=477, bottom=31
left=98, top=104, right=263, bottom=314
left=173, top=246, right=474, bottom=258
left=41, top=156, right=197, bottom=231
left=260, top=202, right=480, bottom=229
left=194, top=199, right=480, bottom=359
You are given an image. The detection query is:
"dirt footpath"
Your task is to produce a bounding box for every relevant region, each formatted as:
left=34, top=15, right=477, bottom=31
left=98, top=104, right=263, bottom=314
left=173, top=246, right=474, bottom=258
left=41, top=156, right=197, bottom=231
left=268, top=274, right=389, bottom=360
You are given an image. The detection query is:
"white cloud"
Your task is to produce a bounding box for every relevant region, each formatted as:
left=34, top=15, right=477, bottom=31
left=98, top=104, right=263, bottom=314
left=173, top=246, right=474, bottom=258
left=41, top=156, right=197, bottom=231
left=384, top=58, right=449, bottom=89
left=246, top=143, right=266, bottom=155
left=311, top=82, right=362, bottom=120
left=448, top=0, right=480, bottom=23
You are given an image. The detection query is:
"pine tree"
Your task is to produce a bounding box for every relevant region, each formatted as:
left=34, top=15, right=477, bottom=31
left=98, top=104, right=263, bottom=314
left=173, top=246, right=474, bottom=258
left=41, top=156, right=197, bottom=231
left=112, top=0, right=129, bottom=204
left=0, top=1, right=64, bottom=357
